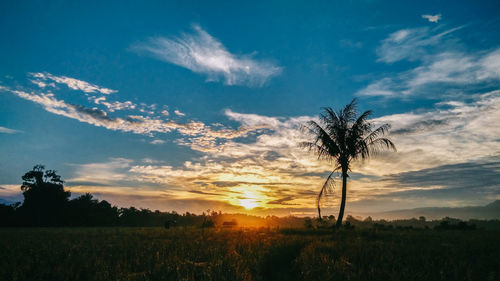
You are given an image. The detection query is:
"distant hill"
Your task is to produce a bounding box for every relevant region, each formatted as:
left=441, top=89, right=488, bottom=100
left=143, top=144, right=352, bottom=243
left=372, top=200, right=500, bottom=220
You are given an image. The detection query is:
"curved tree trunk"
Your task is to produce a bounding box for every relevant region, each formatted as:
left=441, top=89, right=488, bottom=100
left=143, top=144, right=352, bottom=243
left=317, top=204, right=322, bottom=221
left=336, top=171, right=348, bottom=227
left=317, top=183, right=325, bottom=221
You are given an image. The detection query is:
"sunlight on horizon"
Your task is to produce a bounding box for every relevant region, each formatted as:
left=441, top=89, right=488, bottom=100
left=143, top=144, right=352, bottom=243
left=239, top=198, right=259, bottom=209
left=228, top=185, right=267, bottom=210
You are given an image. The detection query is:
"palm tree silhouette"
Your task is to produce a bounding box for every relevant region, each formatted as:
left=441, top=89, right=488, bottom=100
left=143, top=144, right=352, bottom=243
left=301, top=99, right=396, bottom=227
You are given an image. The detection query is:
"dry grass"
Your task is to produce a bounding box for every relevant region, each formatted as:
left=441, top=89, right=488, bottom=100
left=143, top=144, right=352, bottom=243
left=0, top=227, right=499, bottom=281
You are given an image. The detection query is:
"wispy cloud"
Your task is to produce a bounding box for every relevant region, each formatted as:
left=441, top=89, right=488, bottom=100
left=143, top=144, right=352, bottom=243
left=0, top=184, right=24, bottom=203
left=384, top=159, right=500, bottom=193
left=66, top=183, right=250, bottom=214
left=0, top=84, right=263, bottom=143
left=150, top=139, right=165, bottom=145
left=91, top=96, right=136, bottom=112
left=126, top=90, right=500, bottom=213
left=6, top=90, right=495, bottom=214
left=226, top=91, right=500, bottom=178
left=29, top=73, right=136, bottom=112
left=4, top=69, right=499, bottom=213
left=359, top=48, right=500, bottom=97
left=131, top=25, right=282, bottom=87
left=359, top=24, right=500, bottom=97
left=29, top=72, right=117, bottom=94
left=1, top=73, right=268, bottom=156
left=174, top=110, right=185, bottom=116
left=0, top=126, right=20, bottom=134
left=67, top=158, right=134, bottom=186
left=358, top=90, right=500, bottom=175
left=422, top=14, right=441, bottom=23
left=376, top=26, right=463, bottom=63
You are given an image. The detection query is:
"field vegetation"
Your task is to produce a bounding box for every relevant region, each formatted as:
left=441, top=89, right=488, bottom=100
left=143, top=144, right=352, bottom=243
left=1, top=226, right=499, bottom=281
left=1, top=159, right=499, bottom=280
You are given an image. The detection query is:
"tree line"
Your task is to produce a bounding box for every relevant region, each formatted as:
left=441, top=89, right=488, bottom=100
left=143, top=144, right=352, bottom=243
left=0, top=165, right=213, bottom=227
left=0, top=165, right=309, bottom=228
left=2, top=165, right=499, bottom=229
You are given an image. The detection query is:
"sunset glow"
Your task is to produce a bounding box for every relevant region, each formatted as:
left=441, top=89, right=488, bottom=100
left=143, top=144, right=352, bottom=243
left=239, top=198, right=259, bottom=210
left=1, top=3, right=500, bottom=280
left=0, top=1, right=499, bottom=216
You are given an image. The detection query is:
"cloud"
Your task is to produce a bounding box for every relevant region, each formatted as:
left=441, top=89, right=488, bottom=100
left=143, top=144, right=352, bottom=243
left=1, top=87, right=184, bottom=136
left=4, top=68, right=499, bottom=214
left=128, top=161, right=319, bottom=211
left=174, top=110, right=185, bottom=116
left=131, top=25, right=282, bottom=87
left=8, top=90, right=494, bottom=214
left=0, top=81, right=265, bottom=154
left=267, top=196, right=298, bottom=205
left=91, top=96, right=136, bottom=112
left=0, top=86, right=179, bottom=134
left=359, top=24, right=500, bottom=97
left=129, top=89, right=500, bottom=213
left=29, top=72, right=117, bottom=94
left=356, top=78, right=397, bottom=97
left=225, top=109, right=284, bottom=128
left=150, top=139, right=165, bottom=145
left=422, top=14, right=441, bottom=23
left=125, top=110, right=336, bottom=212
left=0, top=184, right=23, bottom=203
left=359, top=49, right=500, bottom=97
left=67, top=184, right=249, bottom=214
left=29, top=73, right=137, bottom=113
left=384, top=159, right=500, bottom=192
left=227, top=92, right=500, bottom=177
left=29, top=79, right=55, bottom=88
left=0, top=126, right=20, bottom=134
left=339, top=157, right=500, bottom=213
left=67, top=158, right=134, bottom=186
left=357, top=90, right=500, bottom=176
left=375, top=26, right=463, bottom=63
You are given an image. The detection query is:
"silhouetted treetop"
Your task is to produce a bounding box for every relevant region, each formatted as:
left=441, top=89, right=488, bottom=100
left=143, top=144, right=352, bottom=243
left=18, top=165, right=70, bottom=226
left=21, top=164, right=64, bottom=191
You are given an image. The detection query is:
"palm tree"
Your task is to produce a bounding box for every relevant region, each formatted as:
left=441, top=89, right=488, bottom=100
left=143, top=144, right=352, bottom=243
left=301, top=98, right=396, bottom=227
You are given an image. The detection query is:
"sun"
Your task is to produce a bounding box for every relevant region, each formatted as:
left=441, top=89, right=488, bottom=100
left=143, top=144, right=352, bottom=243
left=236, top=188, right=263, bottom=210
left=239, top=198, right=259, bottom=209
left=227, top=185, right=270, bottom=210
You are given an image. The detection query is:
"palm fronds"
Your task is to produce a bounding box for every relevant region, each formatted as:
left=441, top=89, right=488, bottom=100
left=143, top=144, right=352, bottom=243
left=302, top=98, right=396, bottom=224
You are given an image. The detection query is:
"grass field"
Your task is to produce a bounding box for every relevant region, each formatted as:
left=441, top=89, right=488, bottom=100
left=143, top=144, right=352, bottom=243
left=1, top=227, right=499, bottom=281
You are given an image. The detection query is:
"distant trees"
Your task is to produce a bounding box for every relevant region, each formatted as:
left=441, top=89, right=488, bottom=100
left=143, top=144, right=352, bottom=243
left=302, top=99, right=396, bottom=227
left=67, top=193, right=119, bottom=226
left=119, top=207, right=165, bottom=226
left=0, top=203, right=18, bottom=227
left=0, top=165, right=223, bottom=227
left=0, top=164, right=316, bottom=228
left=0, top=166, right=497, bottom=231
left=18, top=165, right=70, bottom=226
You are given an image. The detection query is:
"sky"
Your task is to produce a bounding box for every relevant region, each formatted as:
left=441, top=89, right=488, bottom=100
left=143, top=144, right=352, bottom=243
left=1, top=0, right=499, bottom=217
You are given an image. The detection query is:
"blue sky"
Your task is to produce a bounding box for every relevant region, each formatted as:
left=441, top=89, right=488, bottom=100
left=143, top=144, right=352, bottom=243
left=1, top=0, right=499, bottom=216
